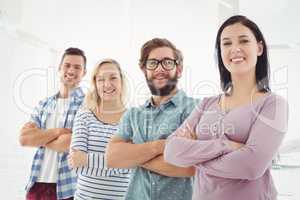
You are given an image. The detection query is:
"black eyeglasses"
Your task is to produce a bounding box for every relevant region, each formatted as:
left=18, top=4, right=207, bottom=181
left=145, top=58, right=178, bottom=71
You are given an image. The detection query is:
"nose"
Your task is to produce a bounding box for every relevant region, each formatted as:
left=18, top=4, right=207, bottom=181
left=67, top=66, right=75, bottom=74
left=104, top=79, right=112, bottom=88
left=154, top=62, right=165, bottom=72
left=231, top=44, right=242, bottom=54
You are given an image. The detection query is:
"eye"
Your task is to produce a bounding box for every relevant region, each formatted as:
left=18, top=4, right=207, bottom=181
left=111, top=76, right=118, bottom=80
left=222, top=42, right=232, bottom=46
left=240, top=39, right=249, bottom=44
left=164, top=59, right=175, bottom=67
left=148, top=60, right=157, bottom=66
left=64, top=64, right=71, bottom=68
left=96, top=77, right=104, bottom=82
left=146, top=59, right=159, bottom=69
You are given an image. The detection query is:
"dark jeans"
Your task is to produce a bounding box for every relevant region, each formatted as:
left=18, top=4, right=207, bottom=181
left=26, top=183, right=73, bottom=200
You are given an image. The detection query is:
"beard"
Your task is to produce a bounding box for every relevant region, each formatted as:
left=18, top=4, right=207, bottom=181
left=146, top=74, right=178, bottom=96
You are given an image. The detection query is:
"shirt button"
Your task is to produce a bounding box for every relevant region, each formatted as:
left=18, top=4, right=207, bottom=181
left=213, top=125, right=217, bottom=131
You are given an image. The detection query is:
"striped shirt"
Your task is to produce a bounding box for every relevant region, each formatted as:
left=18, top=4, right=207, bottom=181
left=25, top=87, right=85, bottom=199
left=71, top=109, right=130, bottom=200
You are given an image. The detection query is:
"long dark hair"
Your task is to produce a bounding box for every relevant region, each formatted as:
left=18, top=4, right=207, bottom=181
left=215, top=15, right=270, bottom=94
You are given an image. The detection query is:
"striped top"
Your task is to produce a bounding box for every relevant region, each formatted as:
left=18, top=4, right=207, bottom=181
left=71, top=108, right=130, bottom=200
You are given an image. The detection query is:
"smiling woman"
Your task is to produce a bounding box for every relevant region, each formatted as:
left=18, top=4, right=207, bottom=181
left=68, top=59, right=131, bottom=200
left=220, top=23, right=263, bottom=78
left=164, top=15, right=289, bottom=200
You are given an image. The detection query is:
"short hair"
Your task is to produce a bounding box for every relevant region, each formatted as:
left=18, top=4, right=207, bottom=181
left=139, top=38, right=183, bottom=69
left=215, top=15, right=270, bottom=94
left=60, top=47, right=87, bottom=68
left=83, top=58, right=126, bottom=113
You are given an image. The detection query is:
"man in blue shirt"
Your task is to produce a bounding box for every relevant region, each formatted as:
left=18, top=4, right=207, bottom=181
left=19, top=48, right=86, bottom=200
left=106, top=38, right=197, bottom=200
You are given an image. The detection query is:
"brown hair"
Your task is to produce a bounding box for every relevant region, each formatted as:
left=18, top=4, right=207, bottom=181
left=60, top=47, right=87, bottom=68
left=139, top=38, right=183, bottom=69
left=215, top=15, right=270, bottom=94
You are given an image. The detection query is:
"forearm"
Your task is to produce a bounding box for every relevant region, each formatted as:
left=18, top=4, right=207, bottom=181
left=75, top=152, right=130, bottom=176
left=106, top=141, right=163, bottom=168
left=19, top=128, right=59, bottom=147
left=45, top=134, right=71, bottom=153
left=200, top=131, right=285, bottom=180
left=141, top=155, right=195, bottom=177
left=164, top=136, right=233, bottom=167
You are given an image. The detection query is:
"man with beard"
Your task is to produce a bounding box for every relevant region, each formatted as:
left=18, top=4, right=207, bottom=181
left=106, top=38, right=198, bottom=200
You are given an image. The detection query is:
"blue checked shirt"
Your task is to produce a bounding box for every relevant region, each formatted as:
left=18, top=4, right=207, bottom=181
left=25, top=87, right=85, bottom=199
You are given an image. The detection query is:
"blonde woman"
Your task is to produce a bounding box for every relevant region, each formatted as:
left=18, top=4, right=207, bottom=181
left=68, top=59, right=130, bottom=199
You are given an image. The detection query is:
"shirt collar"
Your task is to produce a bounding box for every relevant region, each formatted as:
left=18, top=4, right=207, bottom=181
left=143, top=89, right=186, bottom=108
left=53, top=87, right=85, bottom=100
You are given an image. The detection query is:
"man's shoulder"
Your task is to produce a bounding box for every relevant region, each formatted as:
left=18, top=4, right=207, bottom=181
left=35, top=95, right=56, bottom=107
left=179, top=95, right=200, bottom=111
left=184, top=96, right=200, bottom=106
left=123, top=106, right=144, bottom=117
left=174, top=90, right=199, bottom=107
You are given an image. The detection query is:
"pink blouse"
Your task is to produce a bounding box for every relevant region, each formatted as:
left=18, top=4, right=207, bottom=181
left=164, top=93, right=288, bottom=200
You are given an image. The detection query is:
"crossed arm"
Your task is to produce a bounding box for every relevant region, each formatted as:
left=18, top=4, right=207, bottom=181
left=164, top=97, right=288, bottom=180
left=105, top=136, right=195, bottom=177
left=19, top=122, right=72, bottom=152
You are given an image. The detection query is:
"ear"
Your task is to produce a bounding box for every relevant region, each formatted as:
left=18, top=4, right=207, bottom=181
left=257, top=41, right=263, bottom=56
left=176, top=65, right=183, bottom=78
left=140, top=65, right=146, bottom=75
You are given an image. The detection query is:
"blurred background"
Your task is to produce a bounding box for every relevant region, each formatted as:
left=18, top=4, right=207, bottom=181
left=1, top=0, right=299, bottom=199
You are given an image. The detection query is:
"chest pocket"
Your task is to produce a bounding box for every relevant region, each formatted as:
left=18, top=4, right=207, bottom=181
left=131, top=107, right=183, bottom=143
left=153, top=114, right=182, bottom=140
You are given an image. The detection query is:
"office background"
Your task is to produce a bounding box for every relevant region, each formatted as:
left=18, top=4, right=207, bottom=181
left=1, top=0, right=299, bottom=199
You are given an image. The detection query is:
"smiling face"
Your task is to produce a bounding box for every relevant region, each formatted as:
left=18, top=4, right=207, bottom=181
left=220, top=23, right=263, bottom=78
left=144, top=47, right=182, bottom=96
left=59, top=55, right=86, bottom=88
left=95, top=63, right=123, bottom=102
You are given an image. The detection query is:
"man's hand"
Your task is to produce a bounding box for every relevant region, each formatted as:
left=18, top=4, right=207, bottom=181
left=227, top=140, right=244, bottom=150
left=21, top=122, right=38, bottom=130
left=153, top=139, right=166, bottom=155
left=68, top=149, right=87, bottom=168
left=45, top=128, right=72, bottom=138
left=20, top=122, right=67, bottom=147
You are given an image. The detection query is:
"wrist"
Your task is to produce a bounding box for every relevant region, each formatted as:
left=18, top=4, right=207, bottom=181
left=227, top=140, right=243, bottom=150
left=45, top=129, right=58, bottom=137
left=84, top=153, right=88, bottom=166
left=152, top=140, right=165, bottom=155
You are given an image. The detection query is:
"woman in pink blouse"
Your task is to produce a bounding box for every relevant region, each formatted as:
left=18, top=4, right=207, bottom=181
left=164, top=15, right=288, bottom=200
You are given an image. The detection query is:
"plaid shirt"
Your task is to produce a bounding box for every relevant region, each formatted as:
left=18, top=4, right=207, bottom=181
left=25, top=87, right=85, bottom=199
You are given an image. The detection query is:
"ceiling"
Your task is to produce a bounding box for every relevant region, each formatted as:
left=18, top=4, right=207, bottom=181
left=1, top=0, right=299, bottom=64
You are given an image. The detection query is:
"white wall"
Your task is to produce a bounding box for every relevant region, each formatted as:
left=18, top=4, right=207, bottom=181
left=1, top=0, right=300, bottom=199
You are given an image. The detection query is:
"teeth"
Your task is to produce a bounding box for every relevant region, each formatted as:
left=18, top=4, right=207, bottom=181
left=104, top=90, right=115, bottom=94
left=156, top=76, right=167, bottom=80
left=231, top=57, right=244, bottom=62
